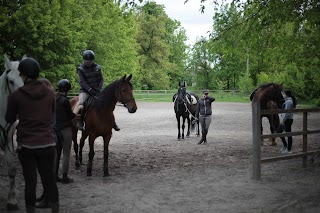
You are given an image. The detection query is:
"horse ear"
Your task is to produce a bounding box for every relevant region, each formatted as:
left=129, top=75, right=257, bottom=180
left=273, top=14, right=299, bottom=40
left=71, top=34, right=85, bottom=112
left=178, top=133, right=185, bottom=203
left=22, top=54, right=27, bottom=59
left=183, top=82, right=186, bottom=87
left=178, top=82, right=181, bottom=86
left=122, top=74, right=127, bottom=81
left=126, top=74, right=132, bottom=81
left=4, top=54, right=11, bottom=70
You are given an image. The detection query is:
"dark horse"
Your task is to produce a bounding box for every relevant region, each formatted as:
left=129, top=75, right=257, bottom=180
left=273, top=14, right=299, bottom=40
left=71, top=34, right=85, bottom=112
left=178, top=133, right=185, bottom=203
left=250, top=83, right=284, bottom=146
left=70, top=74, right=137, bottom=176
left=173, top=82, right=199, bottom=139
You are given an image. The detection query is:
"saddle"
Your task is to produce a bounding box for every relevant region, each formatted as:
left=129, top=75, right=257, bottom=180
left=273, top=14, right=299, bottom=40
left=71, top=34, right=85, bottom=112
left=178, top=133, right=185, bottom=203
left=186, top=94, right=197, bottom=105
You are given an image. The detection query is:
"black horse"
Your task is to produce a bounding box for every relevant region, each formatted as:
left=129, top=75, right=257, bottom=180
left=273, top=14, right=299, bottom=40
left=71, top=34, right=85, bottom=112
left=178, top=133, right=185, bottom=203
left=250, top=83, right=284, bottom=146
left=173, top=82, right=199, bottom=139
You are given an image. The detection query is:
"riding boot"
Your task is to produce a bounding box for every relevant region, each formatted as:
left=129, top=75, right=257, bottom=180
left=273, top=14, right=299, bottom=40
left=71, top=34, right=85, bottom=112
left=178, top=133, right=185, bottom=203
left=62, top=173, right=74, bottom=184
left=51, top=202, right=59, bottom=213
left=197, top=138, right=204, bottom=145
left=113, top=123, right=120, bottom=131
left=203, top=135, right=207, bottom=145
left=26, top=205, right=36, bottom=213
left=77, top=109, right=85, bottom=131
left=36, top=200, right=51, bottom=209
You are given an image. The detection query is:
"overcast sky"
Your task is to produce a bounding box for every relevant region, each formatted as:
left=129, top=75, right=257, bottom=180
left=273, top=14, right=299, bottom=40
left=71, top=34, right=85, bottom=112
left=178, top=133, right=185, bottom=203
left=153, top=0, right=216, bottom=45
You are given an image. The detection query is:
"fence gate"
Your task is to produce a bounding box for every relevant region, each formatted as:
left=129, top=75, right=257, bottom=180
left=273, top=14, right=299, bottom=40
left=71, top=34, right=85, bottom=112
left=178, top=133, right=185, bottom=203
left=252, top=101, right=320, bottom=180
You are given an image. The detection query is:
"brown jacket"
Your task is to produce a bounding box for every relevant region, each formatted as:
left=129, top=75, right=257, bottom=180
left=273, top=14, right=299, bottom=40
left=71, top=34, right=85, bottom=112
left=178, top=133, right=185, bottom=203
left=6, top=79, right=56, bottom=148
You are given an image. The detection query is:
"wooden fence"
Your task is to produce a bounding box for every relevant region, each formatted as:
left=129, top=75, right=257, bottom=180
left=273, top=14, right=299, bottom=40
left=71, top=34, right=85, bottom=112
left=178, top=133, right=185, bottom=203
left=252, top=101, right=320, bottom=180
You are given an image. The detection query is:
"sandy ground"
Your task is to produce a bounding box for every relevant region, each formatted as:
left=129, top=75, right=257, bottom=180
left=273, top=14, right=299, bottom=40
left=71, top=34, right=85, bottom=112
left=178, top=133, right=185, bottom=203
left=1, top=102, right=320, bottom=213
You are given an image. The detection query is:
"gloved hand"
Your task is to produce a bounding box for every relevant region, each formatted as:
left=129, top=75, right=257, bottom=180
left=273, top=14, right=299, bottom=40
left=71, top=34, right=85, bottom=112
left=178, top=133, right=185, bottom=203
left=88, top=88, right=99, bottom=96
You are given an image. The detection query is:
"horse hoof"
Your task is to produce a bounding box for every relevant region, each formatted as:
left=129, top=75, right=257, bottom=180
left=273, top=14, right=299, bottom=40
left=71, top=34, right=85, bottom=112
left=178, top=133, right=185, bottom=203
left=7, top=203, right=18, bottom=210
left=103, top=173, right=110, bottom=177
left=87, top=173, right=92, bottom=176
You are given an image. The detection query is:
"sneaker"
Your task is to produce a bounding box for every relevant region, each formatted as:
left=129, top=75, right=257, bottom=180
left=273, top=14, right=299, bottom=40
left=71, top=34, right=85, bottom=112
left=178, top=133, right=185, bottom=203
left=281, top=148, right=289, bottom=154
left=279, top=147, right=287, bottom=153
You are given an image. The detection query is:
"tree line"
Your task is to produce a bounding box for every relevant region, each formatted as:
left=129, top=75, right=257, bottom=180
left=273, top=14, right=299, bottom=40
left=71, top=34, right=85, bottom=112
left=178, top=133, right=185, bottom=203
left=1, top=0, right=319, bottom=103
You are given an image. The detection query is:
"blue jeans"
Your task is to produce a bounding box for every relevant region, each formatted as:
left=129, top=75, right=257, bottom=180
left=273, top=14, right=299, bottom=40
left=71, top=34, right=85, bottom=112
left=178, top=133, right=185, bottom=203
left=18, top=146, right=59, bottom=207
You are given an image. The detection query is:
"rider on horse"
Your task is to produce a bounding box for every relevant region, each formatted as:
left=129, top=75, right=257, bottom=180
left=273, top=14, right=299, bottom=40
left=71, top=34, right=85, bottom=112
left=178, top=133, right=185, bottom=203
left=75, top=50, right=120, bottom=131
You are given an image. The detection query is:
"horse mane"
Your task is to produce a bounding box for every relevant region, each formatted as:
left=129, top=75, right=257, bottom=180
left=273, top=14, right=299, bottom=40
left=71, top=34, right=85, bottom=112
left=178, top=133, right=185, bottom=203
left=93, top=78, right=133, bottom=111
left=250, top=83, right=281, bottom=102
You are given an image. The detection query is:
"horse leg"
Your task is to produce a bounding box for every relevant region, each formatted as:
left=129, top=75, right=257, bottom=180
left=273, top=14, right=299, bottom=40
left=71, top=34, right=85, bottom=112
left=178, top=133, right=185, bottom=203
left=102, top=134, right=112, bottom=177
left=72, top=127, right=81, bottom=169
left=176, top=116, right=181, bottom=139
left=269, top=115, right=278, bottom=146
left=181, top=117, right=185, bottom=139
left=86, top=135, right=95, bottom=176
left=79, top=132, right=87, bottom=166
left=186, top=116, right=191, bottom=137
left=4, top=132, right=18, bottom=210
left=196, top=119, right=200, bottom=137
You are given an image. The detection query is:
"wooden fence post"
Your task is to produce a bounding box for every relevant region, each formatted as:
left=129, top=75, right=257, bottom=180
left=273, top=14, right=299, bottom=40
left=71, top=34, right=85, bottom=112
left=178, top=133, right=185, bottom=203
left=303, top=112, right=308, bottom=168
left=252, top=101, right=261, bottom=180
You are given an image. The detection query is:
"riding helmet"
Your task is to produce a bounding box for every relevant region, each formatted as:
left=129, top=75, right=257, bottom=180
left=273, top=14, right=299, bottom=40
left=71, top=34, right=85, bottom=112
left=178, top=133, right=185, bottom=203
left=18, top=57, right=40, bottom=79
left=57, top=79, right=71, bottom=92
left=83, top=50, right=95, bottom=62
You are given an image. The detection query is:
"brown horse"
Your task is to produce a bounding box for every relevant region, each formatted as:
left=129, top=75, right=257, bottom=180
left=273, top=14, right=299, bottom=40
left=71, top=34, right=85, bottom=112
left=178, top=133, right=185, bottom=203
left=250, top=83, right=284, bottom=146
left=70, top=74, right=137, bottom=176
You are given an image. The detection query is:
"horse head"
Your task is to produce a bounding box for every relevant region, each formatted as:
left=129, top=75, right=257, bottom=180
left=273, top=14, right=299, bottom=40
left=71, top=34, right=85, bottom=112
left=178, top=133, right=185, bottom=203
left=2, top=54, right=24, bottom=94
left=251, top=83, right=284, bottom=108
left=116, top=74, right=137, bottom=113
left=177, top=81, right=187, bottom=104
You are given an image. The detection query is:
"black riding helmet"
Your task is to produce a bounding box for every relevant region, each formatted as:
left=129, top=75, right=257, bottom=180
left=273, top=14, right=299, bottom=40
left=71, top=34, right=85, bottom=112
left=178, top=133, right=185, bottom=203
left=83, top=50, right=95, bottom=62
left=18, top=57, right=40, bottom=79
left=57, top=79, right=71, bottom=92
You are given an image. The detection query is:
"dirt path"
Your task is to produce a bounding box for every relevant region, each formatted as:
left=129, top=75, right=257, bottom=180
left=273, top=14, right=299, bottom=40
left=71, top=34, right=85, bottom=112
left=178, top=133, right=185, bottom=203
left=1, top=102, right=320, bottom=213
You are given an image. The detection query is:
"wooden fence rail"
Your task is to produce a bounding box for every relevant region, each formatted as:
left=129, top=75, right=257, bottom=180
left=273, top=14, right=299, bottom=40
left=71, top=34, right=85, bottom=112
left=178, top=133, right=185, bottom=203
left=252, top=101, right=320, bottom=180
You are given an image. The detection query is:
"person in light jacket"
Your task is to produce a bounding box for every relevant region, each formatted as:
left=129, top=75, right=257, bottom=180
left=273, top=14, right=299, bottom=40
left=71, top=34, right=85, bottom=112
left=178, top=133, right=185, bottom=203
left=277, top=89, right=297, bottom=154
left=195, top=90, right=215, bottom=145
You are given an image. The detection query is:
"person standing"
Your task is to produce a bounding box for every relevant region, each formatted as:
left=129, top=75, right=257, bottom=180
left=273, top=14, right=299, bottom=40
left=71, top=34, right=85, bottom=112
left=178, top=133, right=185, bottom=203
left=195, top=90, right=215, bottom=145
left=54, top=79, right=75, bottom=183
left=5, top=57, right=59, bottom=213
left=75, top=49, right=120, bottom=131
left=277, top=89, right=297, bottom=154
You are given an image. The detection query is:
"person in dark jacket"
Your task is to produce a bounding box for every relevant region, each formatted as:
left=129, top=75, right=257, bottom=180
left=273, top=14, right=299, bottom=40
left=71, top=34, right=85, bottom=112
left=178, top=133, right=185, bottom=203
left=5, top=57, right=59, bottom=213
left=195, top=90, right=215, bottom=145
left=36, top=79, right=76, bottom=209
left=75, top=49, right=120, bottom=131
left=54, top=79, right=75, bottom=183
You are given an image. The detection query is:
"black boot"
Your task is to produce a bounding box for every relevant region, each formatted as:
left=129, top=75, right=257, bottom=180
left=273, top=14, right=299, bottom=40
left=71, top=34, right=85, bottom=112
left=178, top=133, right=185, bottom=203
left=26, top=205, right=36, bottom=213
left=197, top=138, right=204, bottom=145
left=113, top=123, right=120, bottom=131
left=203, top=137, right=207, bottom=145
left=56, top=176, right=62, bottom=182
left=51, top=202, right=59, bottom=213
left=62, top=173, right=74, bottom=184
left=77, top=109, right=85, bottom=131
left=36, top=200, right=51, bottom=209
